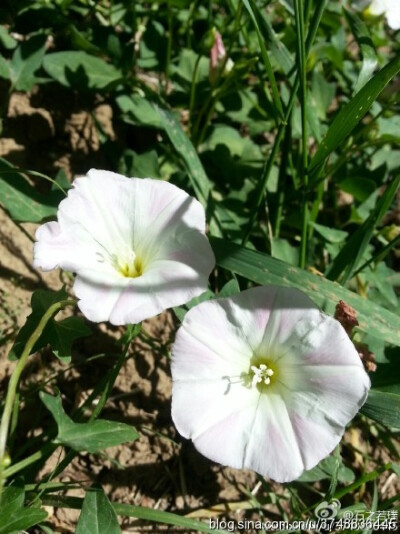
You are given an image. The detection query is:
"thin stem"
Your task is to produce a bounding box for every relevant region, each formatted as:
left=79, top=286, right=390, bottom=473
left=273, top=116, right=292, bottom=237
left=294, top=0, right=309, bottom=268
left=242, top=0, right=328, bottom=245
left=242, top=91, right=295, bottom=245
left=0, top=168, right=68, bottom=196
left=164, top=0, right=173, bottom=93
left=0, top=299, right=75, bottom=501
left=243, top=0, right=284, bottom=122
left=353, top=233, right=400, bottom=277
left=192, top=1, right=243, bottom=145
left=3, top=443, right=57, bottom=479
left=188, top=54, right=202, bottom=135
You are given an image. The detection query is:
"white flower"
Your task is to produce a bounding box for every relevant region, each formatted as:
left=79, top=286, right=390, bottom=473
left=171, top=286, right=370, bottom=483
left=369, top=0, right=400, bottom=29
left=353, top=0, right=400, bottom=29
left=34, top=170, right=215, bottom=325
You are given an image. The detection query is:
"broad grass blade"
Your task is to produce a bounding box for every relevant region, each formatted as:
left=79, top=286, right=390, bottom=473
left=210, top=236, right=400, bottom=346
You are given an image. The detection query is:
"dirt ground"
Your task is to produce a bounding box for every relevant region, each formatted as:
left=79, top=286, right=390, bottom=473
left=0, top=90, right=398, bottom=533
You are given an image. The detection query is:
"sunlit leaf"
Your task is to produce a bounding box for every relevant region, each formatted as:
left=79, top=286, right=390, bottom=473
left=10, top=289, right=90, bottom=363
left=43, top=51, right=121, bottom=89
left=40, top=392, right=139, bottom=453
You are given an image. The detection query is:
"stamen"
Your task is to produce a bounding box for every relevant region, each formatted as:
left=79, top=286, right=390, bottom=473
left=250, top=363, right=274, bottom=388
left=115, top=251, right=144, bottom=278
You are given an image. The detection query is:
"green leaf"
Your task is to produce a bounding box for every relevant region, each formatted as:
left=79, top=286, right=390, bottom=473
left=0, top=158, right=63, bottom=222
left=119, top=149, right=160, bottom=179
left=172, top=48, right=209, bottom=84
left=209, top=236, right=400, bottom=346
left=377, top=115, right=400, bottom=144
left=0, top=485, right=25, bottom=515
left=218, top=278, right=240, bottom=298
left=309, top=54, right=400, bottom=176
left=311, top=222, right=348, bottom=243
left=339, top=176, right=376, bottom=202
left=0, top=508, right=47, bottom=534
left=10, top=33, right=47, bottom=91
left=116, top=94, right=164, bottom=128
left=43, top=51, right=121, bottom=90
left=10, top=289, right=90, bottom=363
left=173, top=280, right=240, bottom=322
left=0, top=56, right=10, bottom=80
left=173, top=289, right=215, bottom=322
left=40, top=391, right=139, bottom=453
left=271, top=238, right=299, bottom=265
left=0, top=26, right=18, bottom=50
left=343, top=7, right=378, bottom=93
left=361, top=390, right=400, bottom=428
left=0, top=485, right=47, bottom=534
left=326, top=175, right=400, bottom=283
left=299, top=455, right=354, bottom=483
left=76, top=488, right=121, bottom=534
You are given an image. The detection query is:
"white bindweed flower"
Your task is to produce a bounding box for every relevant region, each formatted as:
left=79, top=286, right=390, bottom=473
left=171, top=286, right=370, bottom=482
left=353, top=0, right=400, bottom=29
left=368, top=0, right=400, bottom=29
left=34, top=170, right=215, bottom=325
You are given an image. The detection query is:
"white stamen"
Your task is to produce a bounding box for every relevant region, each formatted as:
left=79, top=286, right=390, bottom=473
left=250, top=363, right=274, bottom=388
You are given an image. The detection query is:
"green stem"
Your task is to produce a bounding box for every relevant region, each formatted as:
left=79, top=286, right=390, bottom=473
left=273, top=116, right=292, bottom=237
left=192, top=1, right=243, bottom=145
left=243, top=0, right=283, bottom=122
left=0, top=299, right=75, bottom=501
left=188, top=54, right=202, bottom=136
left=164, top=0, right=173, bottom=93
left=294, top=0, right=309, bottom=268
left=242, top=0, right=328, bottom=245
left=353, top=233, right=400, bottom=277
left=242, top=91, right=295, bottom=245
left=3, top=443, right=57, bottom=479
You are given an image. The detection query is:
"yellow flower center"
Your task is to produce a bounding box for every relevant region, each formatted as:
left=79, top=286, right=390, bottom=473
left=116, top=254, right=144, bottom=278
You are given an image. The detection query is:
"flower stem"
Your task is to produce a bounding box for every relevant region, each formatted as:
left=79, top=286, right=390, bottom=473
left=0, top=299, right=75, bottom=502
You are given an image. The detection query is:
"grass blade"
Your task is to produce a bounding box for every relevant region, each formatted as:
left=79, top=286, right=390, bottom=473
left=241, top=0, right=284, bottom=120
left=294, top=0, right=309, bottom=268
left=243, top=0, right=292, bottom=74
left=156, top=105, right=222, bottom=236
left=343, top=7, right=378, bottom=93
left=360, top=390, right=400, bottom=428
left=308, top=54, right=400, bottom=177
left=210, top=236, right=400, bottom=346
